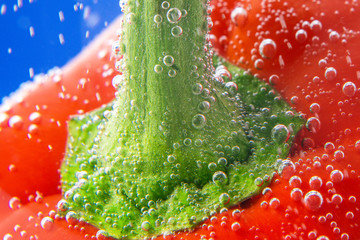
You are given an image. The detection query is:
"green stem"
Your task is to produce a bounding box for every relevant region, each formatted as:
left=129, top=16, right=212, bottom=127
left=60, top=0, right=303, bottom=239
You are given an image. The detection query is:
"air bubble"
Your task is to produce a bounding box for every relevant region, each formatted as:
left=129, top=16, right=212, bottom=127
left=231, top=222, right=241, bottom=231
left=290, top=188, right=303, bottom=201
left=324, top=67, right=337, bottom=81
left=192, top=114, right=206, bottom=129
left=167, top=155, right=176, bottom=163
left=161, top=1, right=170, bottom=9
left=254, top=59, right=264, bottom=70
left=96, top=230, right=109, bottom=240
left=153, top=14, right=163, bottom=24
left=171, top=26, right=183, bottom=37
left=8, top=115, right=23, bottom=129
left=271, top=124, right=289, bottom=143
left=310, top=20, right=322, bottom=32
left=40, top=217, right=54, bottom=231
left=65, top=211, right=78, bottom=224
left=112, top=75, right=124, bottom=89
left=163, top=55, right=174, bottom=66
left=259, top=39, right=277, bottom=59
left=309, top=103, right=320, bottom=114
left=212, top=171, right=227, bottom=184
left=289, top=176, right=302, bottom=188
left=168, top=69, right=176, bottom=77
left=198, top=101, right=211, bottom=113
left=306, top=117, right=321, bottom=133
left=329, top=31, right=340, bottom=42
left=208, top=162, right=217, bottom=171
left=331, top=194, right=343, bottom=205
left=219, top=193, right=230, bottom=205
left=217, top=157, right=227, bottom=166
left=192, top=83, right=203, bottom=95
left=295, top=29, right=308, bottom=43
left=309, top=176, right=322, bottom=190
left=304, top=190, right=323, bottom=211
left=255, top=177, right=264, bottom=187
left=330, top=170, right=343, bottom=183
left=278, top=160, right=296, bottom=179
left=9, top=197, right=21, bottom=209
left=269, top=198, right=280, bottom=209
left=141, top=221, right=151, bottom=231
left=230, top=7, right=248, bottom=27
left=342, top=81, right=356, bottom=97
left=3, top=234, right=13, bottom=240
left=154, top=64, right=163, bottom=73
left=167, top=8, right=182, bottom=23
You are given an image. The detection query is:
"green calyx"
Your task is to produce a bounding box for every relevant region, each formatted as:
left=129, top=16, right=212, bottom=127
left=60, top=0, right=303, bottom=239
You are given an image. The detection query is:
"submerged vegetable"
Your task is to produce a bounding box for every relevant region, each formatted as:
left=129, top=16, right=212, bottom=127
left=60, top=0, right=302, bottom=239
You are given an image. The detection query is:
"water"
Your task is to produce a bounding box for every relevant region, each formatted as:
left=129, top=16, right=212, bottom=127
left=0, top=1, right=119, bottom=100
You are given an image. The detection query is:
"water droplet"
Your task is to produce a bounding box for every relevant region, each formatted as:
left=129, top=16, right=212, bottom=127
left=271, top=124, right=290, bottom=143
left=304, top=190, right=323, bottom=211
left=40, top=217, right=54, bottom=231
left=230, top=7, right=247, bottom=27
left=171, top=26, right=183, bottom=37
left=295, top=29, right=308, bottom=43
left=192, top=114, right=206, bottom=129
left=342, top=81, right=356, bottom=97
left=167, top=8, right=182, bottom=23
left=259, top=39, right=277, bottom=59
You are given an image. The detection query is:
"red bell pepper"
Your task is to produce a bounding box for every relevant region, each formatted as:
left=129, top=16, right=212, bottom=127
left=1, top=0, right=360, bottom=239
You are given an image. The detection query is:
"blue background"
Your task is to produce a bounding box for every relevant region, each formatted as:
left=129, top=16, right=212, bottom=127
left=0, top=0, right=120, bottom=100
